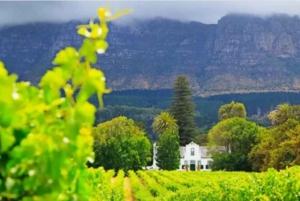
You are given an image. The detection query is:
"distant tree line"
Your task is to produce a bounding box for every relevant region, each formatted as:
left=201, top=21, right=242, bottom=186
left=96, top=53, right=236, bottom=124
left=93, top=91, right=300, bottom=136
left=91, top=74, right=300, bottom=173
left=208, top=101, right=300, bottom=172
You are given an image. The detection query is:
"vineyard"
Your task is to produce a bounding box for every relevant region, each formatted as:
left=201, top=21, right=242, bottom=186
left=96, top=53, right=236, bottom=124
left=2, top=5, right=300, bottom=201
left=87, top=166, right=300, bottom=201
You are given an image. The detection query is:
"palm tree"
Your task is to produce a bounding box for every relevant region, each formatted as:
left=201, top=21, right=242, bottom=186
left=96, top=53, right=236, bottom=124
left=268, top=103, right=290, bottom=126
left=152, top=112, right=178, bottom=135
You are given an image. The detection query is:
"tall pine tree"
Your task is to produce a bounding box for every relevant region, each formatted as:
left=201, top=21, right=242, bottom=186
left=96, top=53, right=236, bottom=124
left=170, top=75, right=197, bottom=146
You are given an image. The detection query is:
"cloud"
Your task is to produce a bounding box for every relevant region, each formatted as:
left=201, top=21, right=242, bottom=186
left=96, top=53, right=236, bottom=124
left=1, top=1, right=300, bottom=26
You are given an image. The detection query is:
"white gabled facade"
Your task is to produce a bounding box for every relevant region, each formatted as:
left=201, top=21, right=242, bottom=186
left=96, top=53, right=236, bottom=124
left=150, top=141, right=224, bottom=171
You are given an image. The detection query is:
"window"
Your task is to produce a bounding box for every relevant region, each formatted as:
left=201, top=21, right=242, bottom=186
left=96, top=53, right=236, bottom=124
left=197, top=161, right=201, bottom=170
left=201, top=165, right=204, bottom=169
left=180, top=152, right=184, bottom=158
left=207, top=161, right=212, bottom=169
left=191, top=148, right=195, bottom=156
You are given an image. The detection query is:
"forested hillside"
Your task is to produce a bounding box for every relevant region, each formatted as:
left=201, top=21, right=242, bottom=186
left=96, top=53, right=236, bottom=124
left=92, top=90, right=300, bottom=140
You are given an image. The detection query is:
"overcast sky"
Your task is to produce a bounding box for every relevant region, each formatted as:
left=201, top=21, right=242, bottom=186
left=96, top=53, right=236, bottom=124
left=1, top=1, right=300, bottom=26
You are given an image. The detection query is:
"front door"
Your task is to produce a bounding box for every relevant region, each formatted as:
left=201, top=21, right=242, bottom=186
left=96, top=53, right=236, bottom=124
left=190, top=160, right=196, bottom=171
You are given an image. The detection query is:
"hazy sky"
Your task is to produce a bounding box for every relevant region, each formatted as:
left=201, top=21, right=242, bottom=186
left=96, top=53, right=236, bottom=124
left=1, top=1, right=300, bottom=26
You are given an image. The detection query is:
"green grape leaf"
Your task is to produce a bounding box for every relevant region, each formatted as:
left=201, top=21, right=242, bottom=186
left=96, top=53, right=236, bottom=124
left=13, top=128, right=30, bottom=147
left=75, top=102, right=96, bottom=126
left=42, top=86, right=56, bottom=104
left=75, top=69, right=110, bottom=106
left=72, top=65, right=85, bottom=87
left=0, top=105, right=13, bottom=128
left=0, top=129, right=15, bottom=153
left=79, top=39, right=97, bottom=64
left=39, top=68, right=68, bottom=89
left=88, top=69, right=111, bottom=94
left=52, top=47, right=79, bottom=67
left=7, top=74, right=18, bottom=83
left=0, top=114, right=12, bottom=128
left=76, top=82, right=95, bottom=105
left=0, top=85, right=13, bottom=103
left=0, top=61, right=8, bottom=78
left=95, top=40, right=108, bottom=54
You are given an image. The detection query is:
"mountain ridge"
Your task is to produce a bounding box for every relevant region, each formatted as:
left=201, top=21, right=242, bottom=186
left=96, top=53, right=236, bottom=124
left=1, top=14, right=300, bottom=96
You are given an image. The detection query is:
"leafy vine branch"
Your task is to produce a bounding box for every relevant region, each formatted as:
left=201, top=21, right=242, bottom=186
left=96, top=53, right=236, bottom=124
left=0, top=7, right=131, bottom=200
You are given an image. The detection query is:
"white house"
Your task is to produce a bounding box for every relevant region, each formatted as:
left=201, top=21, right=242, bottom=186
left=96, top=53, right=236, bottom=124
left=149, top=141, right=225, bottom=171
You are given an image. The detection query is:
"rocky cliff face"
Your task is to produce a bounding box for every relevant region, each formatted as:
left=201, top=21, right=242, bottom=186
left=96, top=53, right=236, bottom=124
left=204, top=14, right=300, bottom=95
left=1, top=14, right=300, bottom=96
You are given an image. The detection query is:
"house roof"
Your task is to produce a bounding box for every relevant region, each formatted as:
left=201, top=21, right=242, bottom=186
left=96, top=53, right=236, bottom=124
left=199, top=146, right=210, bottom=157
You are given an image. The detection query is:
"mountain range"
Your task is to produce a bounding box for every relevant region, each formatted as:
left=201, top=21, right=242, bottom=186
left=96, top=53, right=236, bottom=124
left=1, top=14, right=300, bottom=96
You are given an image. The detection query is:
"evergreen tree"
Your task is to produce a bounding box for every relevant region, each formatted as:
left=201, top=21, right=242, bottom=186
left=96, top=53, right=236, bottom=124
left=170, top=75, right=197, bottom=145
left=156, top=131, right=180, bottom=170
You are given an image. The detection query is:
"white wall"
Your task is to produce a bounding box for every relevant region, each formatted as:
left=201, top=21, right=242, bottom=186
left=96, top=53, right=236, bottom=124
left=179, top=142, right=212, bottom=171
left=149, top=142, right=214, bottom=171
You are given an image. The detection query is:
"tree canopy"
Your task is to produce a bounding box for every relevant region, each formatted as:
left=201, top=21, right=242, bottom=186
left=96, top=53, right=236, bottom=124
left=218, top=101, right=247, bottom=121
left=208, top=117, right=262, bottom=171
left=248, top=104, right=300, bottom=171
left=156, top=130, right=180, bottom=170
left=170, top=75, right=197, bottom=146
left=95, top=105, right=162, bottom=141
left=208, top=118, right=261, bottom=153
left=91, top=116, right=151, bottom=173
left=268, top=103, right=300, bottom=126
left=152, top=112, right=178, bottom=135
left=249, top=118, right=300, bottom=171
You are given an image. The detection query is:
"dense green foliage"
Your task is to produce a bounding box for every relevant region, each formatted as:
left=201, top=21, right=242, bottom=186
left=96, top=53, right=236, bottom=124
left=268, top=103, right=300, bottom=126
left=95, top=105, right=161, bottom=140
left=92, top=167, right=300, bottom=201
left=208, top=102, right=300, bottom=172
left=208, top=117, right=262, bottom=171
left=208, top=118, right=261, bottom=154
left=91, top=116, right=151, bottom=173
left=246, top=116, right=271, bottom=127
left=0, top=7, right=131, bottom=200
left=152, top=112, right=178, bottom=135
left=151, top=112, right=180, bottom=170
left=249, top=118, right=300, bottom=171
left=156, top=131, right=180, bottom=170
left=86, top=168, right=124, bottom=201
left=170, top=75, right=197, bottom=145
left=194, top=133, right=208, bottom=146
left=94, top=93, right=300, bottom=172
left=93, top=90, right=300, bottom=136
left=210, top=153, right=252, bottom=171
left=218, top=101, right=246, bottom=120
